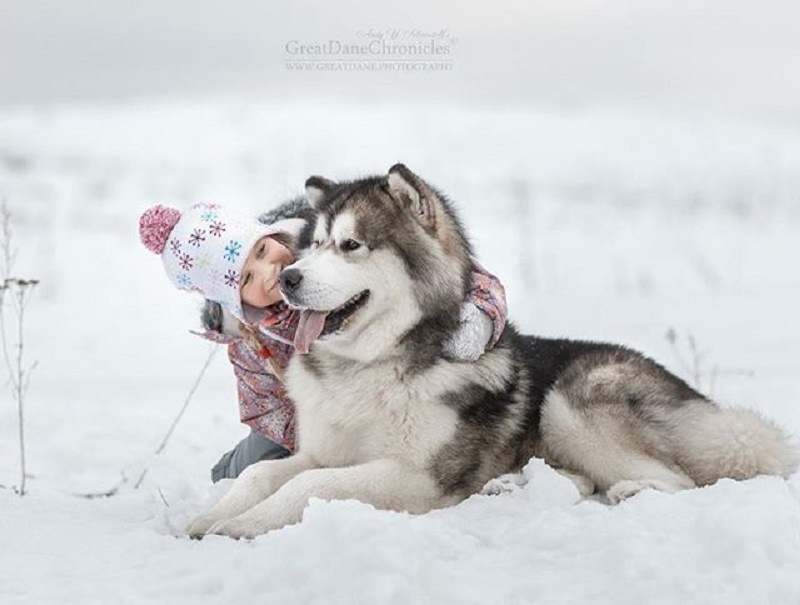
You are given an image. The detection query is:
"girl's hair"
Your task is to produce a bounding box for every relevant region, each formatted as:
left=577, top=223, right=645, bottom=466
left=239, top=321, right=266, bottom=352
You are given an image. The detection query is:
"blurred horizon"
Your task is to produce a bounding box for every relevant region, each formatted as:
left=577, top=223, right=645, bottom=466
left=2, top=0, right=800, bottom=123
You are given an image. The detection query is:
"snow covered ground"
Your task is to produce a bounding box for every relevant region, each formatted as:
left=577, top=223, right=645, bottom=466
left=1, top=98, right=799, bottom=604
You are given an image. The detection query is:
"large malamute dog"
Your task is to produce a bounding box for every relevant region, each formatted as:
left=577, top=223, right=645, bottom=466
left=188, top=164, right=797, bottom=539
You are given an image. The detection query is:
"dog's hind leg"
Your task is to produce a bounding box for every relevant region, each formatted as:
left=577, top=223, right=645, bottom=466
left=598, top=450, right=697, bottom=503
left=586, top=454, right=695, bottom=504
left=540, top=390, right=695, bottom=504
left=187, top=453, right=317, bottom=538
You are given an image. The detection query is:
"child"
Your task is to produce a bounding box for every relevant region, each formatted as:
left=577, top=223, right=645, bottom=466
left=139, top=198, right=508, bottom=482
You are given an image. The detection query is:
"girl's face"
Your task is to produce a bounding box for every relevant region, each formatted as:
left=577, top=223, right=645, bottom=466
left=240, top=235, right=295, bottom=309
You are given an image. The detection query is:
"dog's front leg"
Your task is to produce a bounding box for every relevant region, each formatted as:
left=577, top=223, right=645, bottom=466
left=186, top=452, right=317, bottom=538
left=210, top=458, right=441, bottom=539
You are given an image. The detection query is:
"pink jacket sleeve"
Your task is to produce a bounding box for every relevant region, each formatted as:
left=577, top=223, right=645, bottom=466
left=467, top=261, right=508, bottom=348
left=227, top=340, right=297, bottom=452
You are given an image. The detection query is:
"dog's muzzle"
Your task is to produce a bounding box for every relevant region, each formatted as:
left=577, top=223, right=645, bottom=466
left=279, top=268, right=303, bottom=295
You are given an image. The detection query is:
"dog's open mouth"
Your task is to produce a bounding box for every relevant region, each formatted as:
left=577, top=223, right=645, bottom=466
left=294, top=290, right=370, bottom=354
left=322, top=290, right=370, bottom=336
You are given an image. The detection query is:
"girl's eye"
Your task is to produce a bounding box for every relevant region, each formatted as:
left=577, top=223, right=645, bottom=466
left=256, top=243, right=266, bottom=259
left=341, top=239, right=361, bottom=252
left=242, top=272, right=251, bottom=287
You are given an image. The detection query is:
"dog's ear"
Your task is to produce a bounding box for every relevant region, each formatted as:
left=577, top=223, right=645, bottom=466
left=386, top=163, right=436, bottom=230
left=305, top=176, right=335, bottom=209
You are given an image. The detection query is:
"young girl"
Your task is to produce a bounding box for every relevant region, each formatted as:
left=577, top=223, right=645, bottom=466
left=139, top=198, right=508, bottom=482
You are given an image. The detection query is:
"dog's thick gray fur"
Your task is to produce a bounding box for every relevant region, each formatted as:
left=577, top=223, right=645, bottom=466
left=188, top=164, right=797, bottom=539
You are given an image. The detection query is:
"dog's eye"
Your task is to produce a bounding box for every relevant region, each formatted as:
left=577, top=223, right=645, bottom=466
left=341, top=239, right=361, bottom=252
left=312, top=240, right=322, bottom=249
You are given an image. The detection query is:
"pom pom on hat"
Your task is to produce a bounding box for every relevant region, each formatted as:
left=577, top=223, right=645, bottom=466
left=139, top=205, right=182, bottom=254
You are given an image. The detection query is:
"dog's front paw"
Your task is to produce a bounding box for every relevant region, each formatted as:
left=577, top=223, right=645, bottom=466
left=209, top=507, right=293, bottom=539
left=186, top=513, right=224, bottom=539
left=208, top=517, right=262, bottom=540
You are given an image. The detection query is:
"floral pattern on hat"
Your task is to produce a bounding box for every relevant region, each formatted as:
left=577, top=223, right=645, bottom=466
left=140, top=202, right=279, bottom=322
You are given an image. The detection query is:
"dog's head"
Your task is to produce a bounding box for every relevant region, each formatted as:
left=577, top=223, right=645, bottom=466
left=281, top=164, right=473, bottom=362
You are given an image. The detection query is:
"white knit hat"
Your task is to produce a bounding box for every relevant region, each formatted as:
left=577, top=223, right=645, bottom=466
left=139, top=202, right=302, bottom=323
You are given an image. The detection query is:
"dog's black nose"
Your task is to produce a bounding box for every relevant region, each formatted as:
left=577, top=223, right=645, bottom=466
left=280, top=268, right=303, bottom=292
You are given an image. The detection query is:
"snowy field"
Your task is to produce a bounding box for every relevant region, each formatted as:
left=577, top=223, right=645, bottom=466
left=1, top=98, right=800, bottom=604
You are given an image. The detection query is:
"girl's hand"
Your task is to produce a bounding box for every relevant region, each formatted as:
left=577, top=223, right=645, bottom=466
left=443, top=302, right=493, bottom=361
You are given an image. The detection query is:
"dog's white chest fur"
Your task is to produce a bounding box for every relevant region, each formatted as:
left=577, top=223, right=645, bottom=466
left=286, top=355, right=462, bottom=469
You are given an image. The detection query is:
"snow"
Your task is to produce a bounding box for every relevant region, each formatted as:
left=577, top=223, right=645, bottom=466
left=1, top=98, right=800, bottom=604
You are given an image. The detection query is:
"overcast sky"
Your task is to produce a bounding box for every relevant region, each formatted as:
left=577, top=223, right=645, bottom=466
left=2, top=0, right=799, bottom=119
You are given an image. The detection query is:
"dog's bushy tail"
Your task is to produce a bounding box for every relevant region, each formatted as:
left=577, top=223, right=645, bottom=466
left=676, top=405, right=798, bottom=486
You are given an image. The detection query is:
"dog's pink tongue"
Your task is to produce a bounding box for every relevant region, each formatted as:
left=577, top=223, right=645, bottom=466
left=294, top=310, right=329, bottom=354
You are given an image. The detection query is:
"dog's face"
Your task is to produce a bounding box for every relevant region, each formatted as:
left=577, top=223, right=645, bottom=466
left=280, top=164, right=472, bottom=361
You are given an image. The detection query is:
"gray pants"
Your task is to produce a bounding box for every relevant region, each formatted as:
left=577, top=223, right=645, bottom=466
left=211, top=430, right=291, bottom=482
